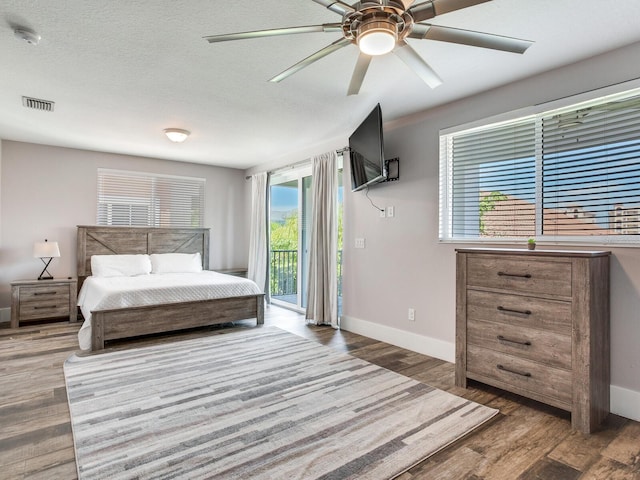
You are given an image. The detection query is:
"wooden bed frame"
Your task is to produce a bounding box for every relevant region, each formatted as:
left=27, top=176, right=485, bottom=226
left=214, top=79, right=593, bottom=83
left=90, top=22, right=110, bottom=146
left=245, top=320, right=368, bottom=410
left=77, top=225, right=264, bottom=351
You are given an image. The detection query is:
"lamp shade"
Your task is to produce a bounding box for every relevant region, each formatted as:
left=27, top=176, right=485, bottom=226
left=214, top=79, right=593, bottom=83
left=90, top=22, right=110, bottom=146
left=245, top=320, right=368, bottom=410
left=33, top=240, right=60, bottom=258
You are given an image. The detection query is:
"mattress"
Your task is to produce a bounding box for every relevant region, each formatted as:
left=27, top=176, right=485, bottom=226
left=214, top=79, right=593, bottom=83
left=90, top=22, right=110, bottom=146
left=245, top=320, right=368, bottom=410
left=77, top=271, right=262, bottom=350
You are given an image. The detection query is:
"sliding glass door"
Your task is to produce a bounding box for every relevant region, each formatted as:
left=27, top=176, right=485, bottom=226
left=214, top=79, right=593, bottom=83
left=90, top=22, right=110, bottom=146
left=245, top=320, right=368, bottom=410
left=270, top=167, right=312, bottom=311
left=269, top=157, right=343, bottom=315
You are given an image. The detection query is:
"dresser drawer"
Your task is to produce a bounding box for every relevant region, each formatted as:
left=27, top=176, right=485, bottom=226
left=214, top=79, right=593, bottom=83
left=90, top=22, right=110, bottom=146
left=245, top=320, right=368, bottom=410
left=467, top=344, right=572, bottom=408
left=467, top=318, right=571, bottom=369
left=19, top=303, right=71, bottom=321
left=467, top=255, right=572, bottom=297
left=467, top=289, right=572, bottom=334
left=20, top=285, right=70, bottom=303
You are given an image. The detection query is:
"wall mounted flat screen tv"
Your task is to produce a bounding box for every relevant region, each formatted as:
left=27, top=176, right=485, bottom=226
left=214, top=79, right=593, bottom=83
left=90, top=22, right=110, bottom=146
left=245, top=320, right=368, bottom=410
left=349, top=103, right=387, bottom=192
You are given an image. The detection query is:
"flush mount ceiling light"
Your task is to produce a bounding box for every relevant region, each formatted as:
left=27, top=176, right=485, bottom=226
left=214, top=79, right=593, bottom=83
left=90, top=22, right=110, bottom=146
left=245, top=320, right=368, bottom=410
left=163, top=128, right=190, bottom=143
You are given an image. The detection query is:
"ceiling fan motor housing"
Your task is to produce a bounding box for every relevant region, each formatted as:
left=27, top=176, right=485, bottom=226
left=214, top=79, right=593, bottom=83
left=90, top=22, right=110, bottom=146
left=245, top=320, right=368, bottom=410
left=343, top=1, right=414, bottom=45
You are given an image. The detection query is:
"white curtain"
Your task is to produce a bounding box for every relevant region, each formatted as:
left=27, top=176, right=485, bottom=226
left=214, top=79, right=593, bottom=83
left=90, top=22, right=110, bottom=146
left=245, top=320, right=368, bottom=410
left=305, top=151, right=338, bottom=328
left=248, top=172, right=269, bottom=301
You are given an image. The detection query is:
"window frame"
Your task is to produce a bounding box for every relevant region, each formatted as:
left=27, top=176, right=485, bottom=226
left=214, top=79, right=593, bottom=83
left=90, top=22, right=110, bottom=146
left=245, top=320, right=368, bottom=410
left=439, top=81, right=640, bottom=247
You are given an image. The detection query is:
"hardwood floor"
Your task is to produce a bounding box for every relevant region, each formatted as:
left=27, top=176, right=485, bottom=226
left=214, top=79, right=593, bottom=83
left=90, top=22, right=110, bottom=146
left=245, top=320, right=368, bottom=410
left=1, top=306, right=639, bottom=479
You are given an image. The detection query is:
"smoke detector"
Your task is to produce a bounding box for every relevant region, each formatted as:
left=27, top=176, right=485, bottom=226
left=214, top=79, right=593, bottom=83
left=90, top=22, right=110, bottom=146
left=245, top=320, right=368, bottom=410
left=14, top=28, right=41, bottom=45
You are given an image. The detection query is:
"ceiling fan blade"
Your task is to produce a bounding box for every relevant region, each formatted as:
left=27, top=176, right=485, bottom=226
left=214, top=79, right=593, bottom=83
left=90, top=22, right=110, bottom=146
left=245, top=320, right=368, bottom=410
left=312, top=0, right=356, bottom=15
left=269, top=37, right=352, bottom=83
left=204, top=23, right=342, bottom=43
left=409, top=0, right=491, bottom=23
left=347, top=53, right=372, bottom=96
left=410, top=24, right=532, bottom=54
left=394, top=40, right=443, bottom=88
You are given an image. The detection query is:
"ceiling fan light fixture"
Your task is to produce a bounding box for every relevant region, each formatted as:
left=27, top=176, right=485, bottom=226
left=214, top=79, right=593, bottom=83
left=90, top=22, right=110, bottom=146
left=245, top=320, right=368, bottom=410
left=357, top=19, right=397, bottom=56
left=163, top=128, right=190, bottom=143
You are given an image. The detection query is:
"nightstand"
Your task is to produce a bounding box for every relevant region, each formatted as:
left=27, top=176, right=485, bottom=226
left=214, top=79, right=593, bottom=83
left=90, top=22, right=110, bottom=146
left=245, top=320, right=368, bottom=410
left=215, top=268, right=248, bottom=278
left=10, top=278, right=78, bottom=328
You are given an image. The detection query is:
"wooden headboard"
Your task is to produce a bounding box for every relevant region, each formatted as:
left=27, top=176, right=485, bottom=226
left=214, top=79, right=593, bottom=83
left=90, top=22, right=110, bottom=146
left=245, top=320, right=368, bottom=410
left=77, top=226, right=210, bottom=286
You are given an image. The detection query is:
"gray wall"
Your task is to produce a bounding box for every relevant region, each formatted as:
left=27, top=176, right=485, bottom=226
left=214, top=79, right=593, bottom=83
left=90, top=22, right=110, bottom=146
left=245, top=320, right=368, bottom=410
left=0, top=141, right=248, bottom=312
left=342, top=41, right=640, bottom=420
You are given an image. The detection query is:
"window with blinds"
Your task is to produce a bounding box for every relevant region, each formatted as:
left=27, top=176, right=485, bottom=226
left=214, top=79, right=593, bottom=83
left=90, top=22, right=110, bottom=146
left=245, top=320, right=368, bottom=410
left=440, top=88, right=640, bottom=243
left=97, top=169, right=205, bottom=227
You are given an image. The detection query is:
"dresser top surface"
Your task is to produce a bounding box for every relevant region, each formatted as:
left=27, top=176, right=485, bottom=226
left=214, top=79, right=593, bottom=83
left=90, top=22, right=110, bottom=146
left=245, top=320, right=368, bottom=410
left=456, top=247, right=611, bottom=257
left=11, top=278, right=77, bottom=286
left=455, top=248, right=610, bottom=258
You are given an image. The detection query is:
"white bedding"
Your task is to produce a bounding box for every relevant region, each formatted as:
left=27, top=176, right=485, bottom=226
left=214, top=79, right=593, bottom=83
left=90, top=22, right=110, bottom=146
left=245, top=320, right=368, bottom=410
left=77, top=271, right=262, bottom=350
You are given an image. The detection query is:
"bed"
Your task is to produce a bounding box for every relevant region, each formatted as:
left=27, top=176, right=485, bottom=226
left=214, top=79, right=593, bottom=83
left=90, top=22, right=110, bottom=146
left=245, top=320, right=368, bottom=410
left=77, top=226, right=264, bottom=351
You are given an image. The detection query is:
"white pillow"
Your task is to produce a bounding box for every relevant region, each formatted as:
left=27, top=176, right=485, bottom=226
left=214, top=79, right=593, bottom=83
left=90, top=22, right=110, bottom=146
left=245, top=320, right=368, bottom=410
left=91, top=254, right=152, bottom=278
left=150, top=253, right=203, bottom=274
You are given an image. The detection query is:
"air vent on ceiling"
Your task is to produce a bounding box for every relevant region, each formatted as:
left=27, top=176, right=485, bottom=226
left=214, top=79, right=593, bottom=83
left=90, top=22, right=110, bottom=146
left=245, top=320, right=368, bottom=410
left=22, top=96, right=55, bottom=112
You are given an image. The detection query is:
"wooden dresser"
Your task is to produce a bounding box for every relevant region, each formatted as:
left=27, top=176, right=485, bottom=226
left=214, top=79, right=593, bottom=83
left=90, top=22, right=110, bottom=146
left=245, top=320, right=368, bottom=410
left=10, top=278, right=78, bottom=328
left=455, top=248, right=610, bottom=434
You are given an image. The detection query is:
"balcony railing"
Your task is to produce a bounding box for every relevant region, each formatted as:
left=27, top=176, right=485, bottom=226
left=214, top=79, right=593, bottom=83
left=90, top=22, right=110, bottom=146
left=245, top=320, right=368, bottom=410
left=270, top=250, right=298, bottom=297
left=270, top=249, right=343, bottom=299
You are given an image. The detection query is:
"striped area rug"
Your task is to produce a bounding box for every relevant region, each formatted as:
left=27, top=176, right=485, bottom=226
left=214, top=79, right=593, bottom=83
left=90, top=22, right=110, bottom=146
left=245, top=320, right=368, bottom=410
left=64, top=327, right=497, bottom=479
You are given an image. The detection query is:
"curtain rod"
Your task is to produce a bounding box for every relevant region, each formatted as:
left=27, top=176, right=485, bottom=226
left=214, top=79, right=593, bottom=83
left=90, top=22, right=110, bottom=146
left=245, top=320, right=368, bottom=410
left=245, top=146, right=349, bottom=180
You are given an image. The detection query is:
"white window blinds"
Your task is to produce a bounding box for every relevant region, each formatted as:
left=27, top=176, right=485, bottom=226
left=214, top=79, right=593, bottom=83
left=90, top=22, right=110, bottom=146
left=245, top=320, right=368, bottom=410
left=445, top=119, right=536, bottom=239
left=440, top=88, right=640, bottom=243
left=97, top=169, right=205, bottom=227
left=541, top=94, right=640, bottom=236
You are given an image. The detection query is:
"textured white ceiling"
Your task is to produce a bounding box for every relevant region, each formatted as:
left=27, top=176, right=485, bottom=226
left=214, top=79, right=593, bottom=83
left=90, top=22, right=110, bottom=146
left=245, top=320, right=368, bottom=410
left=2, top=0, right=640, bottom=169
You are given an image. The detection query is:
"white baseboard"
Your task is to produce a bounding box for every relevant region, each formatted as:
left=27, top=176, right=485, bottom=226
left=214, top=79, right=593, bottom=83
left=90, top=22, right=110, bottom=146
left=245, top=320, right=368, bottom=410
left=610, top=385, right=640, bottom=422
left=340, top=315, right=640, bottom=423
left=340, top=315, right=455, bottom=363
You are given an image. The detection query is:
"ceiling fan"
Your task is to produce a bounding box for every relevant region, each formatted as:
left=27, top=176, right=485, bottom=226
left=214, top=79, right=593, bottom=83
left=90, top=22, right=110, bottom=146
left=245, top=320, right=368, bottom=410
left=204, top=0, right=533, bottom=95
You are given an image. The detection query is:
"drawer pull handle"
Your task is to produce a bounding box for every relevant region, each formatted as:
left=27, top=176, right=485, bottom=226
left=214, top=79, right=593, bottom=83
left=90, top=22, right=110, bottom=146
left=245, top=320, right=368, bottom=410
left=34, top=291, right=58, bottom=296
left=497, top=335, right=532, bottom=347
left=497, top=364, right=532, bottom=378
left=497, top=306, right=532, bottom=315
left=34, top=305, right=57, bottom=310
left=497, top=271, right=532, bottom=279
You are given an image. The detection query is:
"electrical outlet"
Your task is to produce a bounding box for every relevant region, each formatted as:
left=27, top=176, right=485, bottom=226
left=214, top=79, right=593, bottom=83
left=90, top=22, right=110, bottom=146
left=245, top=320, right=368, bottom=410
left=387, top=206, right=395, bottom=218
left=408, top=308, right=415, bottom=321
left=355, top=238, right=366, bottom=249
left=379, top=209, right=386, bottom=218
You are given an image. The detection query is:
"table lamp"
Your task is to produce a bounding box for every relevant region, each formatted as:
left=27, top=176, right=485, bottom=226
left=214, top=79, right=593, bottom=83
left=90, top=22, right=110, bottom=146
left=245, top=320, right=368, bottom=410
left=33, top=239, right=60, bottom=280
